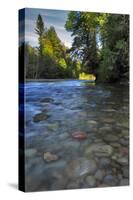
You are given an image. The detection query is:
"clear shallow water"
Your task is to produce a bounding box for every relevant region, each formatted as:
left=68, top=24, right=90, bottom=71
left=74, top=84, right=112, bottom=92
left=24, top=80, right=129, bottom=191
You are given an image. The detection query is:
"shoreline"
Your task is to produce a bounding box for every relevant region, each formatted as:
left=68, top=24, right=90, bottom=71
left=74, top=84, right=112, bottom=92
left=25, top=79, right=95, bottom=82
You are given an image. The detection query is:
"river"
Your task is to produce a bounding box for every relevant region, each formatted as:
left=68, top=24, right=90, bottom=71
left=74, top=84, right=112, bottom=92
left=23, top=80, right=129, bottom=191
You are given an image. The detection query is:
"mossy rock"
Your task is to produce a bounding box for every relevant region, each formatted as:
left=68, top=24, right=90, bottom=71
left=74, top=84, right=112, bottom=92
left=33, top=112, right=50, bottom=122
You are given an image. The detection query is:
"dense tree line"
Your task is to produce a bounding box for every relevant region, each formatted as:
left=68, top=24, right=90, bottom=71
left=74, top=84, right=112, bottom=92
left=65, top=12, right=129, bottom=82
left=20, top=14, right=81, bottom=79
left=19, top=12, right=129, bottom=82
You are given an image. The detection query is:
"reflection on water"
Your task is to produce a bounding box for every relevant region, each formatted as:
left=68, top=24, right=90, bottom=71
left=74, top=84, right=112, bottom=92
left=23, top=80, right=129, bottom=191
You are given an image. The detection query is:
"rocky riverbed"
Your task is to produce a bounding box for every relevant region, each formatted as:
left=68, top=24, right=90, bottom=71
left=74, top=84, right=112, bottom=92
left=23, top=80, right=129, bottom=191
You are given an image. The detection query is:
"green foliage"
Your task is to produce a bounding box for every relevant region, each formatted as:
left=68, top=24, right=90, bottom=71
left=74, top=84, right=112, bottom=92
left=65, top=12, right=99, bottom=73
left=79, top=72, right=96, bottom=80
left=23, top=12, right=129, bottom=82
left=98, top=14, right=129, bottom=82
left=65, top=12, right=129, bottom=82
left=24, top=14, right=81, bottom=79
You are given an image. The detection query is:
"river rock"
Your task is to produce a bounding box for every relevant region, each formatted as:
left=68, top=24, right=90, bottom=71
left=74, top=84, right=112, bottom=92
left=40, top=97, right=54, bottom=103
left=33, top=112, right=49, bottom=122
left=102, top=108, right=116, bottom=112
left=59, top=132, right=69, bottom=140
left=117, top=157, right=128, bottom=165
left=43, top=152, right=59, bottom=162
left=103, top=175, right=119, bottom=186
left=121, top=129, right=129, bottom=136
left=103, top=134, right=119, bottom=142
left=47, top=123, right=59, bottom=131
left=102, top=118, right=115, bottom=123
left=99, top=157, right=111, bottom=168
left=120, top=178, right=129, bottom=186
left=25, top=148, right=37, bottom=157
left=99, top=126, right=112, bottom=132
left=122, top=121, right=129, bottom=129
left=85, top=175, right=96, bottom=187
left=119, top=147, right=129, bottom=156
left=62, top=140, right=80, bottom=153
left=65, top=158, right=97, bottom=178
left=85, top=143, right=113, bottom=157
left=122, top=166, right=129, bottom=178
left=110, top=143, right=121, bottom=148
left=119, top=138, right=129, bottom=146
left=95, top=169, right=105, bottom=181
left=66, top=180, right=80, bottom=189
left=72, top=131, right=88, bottom=140
left=87, top=120, right=97, bottom=125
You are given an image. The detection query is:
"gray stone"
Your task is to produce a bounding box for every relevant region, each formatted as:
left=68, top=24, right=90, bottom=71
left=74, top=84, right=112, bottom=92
left=43, top=152, right=59, bottom=162
left=66, top=181, right=80, bottom=189
left=40, top=97, right=54, bottom=103
left=25, top=148, right=37, bottom=157
left=99, top=126, right=112, bottom=132
left=110, top=143, right=121, bottom=148
left=85, top=176, right=96, bottom=187
left=85, top=143, right=113, bottom=157
left=103, top=175, right=119, bottom=186
left=119, top=138, right=129, bottom=146
left=99, top=157, right=111, bottom=168
left=59, top=132, right=69, bottom=140
left=63, top=140, right=80, bottom=151
left=87, top=120, right=97, bottom=125
left=117, top=157, right=128, bottom=166
left=122, top=121, right=129, bottom=129
left=121, top=130, right=129, bottom=136
left=120, top=179, right=129, bottom=186
left=104, top=134, right=119, bottom=142
left=33, top=112, right=49, bottom=122
left=122, top=166, right=129, bottom=178
left=102, top=118, right=115, bottom=123
left=47, top=123, right=59, bottom=131
left=95, top=169, right=105, bottom=181
left=65, top=158, right=97, bottom=178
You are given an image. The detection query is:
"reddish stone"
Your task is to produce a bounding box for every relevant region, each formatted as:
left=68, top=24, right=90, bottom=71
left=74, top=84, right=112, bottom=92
left=119, top=147, right=129, bottom=156
left=72, top=131, right=88, bottom=140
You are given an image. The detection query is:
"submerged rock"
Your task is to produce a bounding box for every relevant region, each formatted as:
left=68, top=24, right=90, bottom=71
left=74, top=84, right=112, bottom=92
left=94, top=169, right=105, bottom=181
left=66, top=181, right=80, bottom=189
left=47, top=123, right=59, bottom=131
left=40, top=97, right=54, bottom=103
left=65, top=158, right=97, bottom=178
left=102, top=118, right=115, bottom=123
left=110, top=143, right=121, bottom=148
left=119, top=138, right=129, bottom=146
left=120, top=178, right=129, bottom=186
left=87, top=120, right=97, bottom=125
left=25, top=148, right=37, bottom=157
left=85, top=143, right=113, bottom=157
left=117, top=157, right=128, bottom=166
left=43, top=152, right=58, bottom=162
left=122, top=121, right=129, bottom=129
left=103, top=175, right=119, bottom=186
left=72, top=131, right=88, bottom=140
left=103, top=134, right=119, bottom=142
left=122, top=166, right=129, bottom=178
left=99, top=157, right=111, bottom=168
left=85, top=176, right=96, bottom=187
left=33, top=112, right=49, bottom=122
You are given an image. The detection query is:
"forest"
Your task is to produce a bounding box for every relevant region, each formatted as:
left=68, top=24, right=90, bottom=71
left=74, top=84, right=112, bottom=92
left=19, top=11, right=129, bottom=82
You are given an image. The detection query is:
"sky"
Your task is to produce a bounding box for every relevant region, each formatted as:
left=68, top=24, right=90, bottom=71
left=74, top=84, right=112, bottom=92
left=19, top=8, right=73, bottom=48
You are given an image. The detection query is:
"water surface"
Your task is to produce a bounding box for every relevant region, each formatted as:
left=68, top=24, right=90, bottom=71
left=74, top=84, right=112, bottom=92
left=24, top=80, right=129, bottom=191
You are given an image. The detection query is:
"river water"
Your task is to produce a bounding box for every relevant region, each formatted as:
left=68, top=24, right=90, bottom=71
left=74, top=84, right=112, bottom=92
left=24, top=80, right=129, bottom=191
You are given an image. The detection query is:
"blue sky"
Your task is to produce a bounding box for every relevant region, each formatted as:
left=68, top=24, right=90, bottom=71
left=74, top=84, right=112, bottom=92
left=20, top=8, right=73, bottom=48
